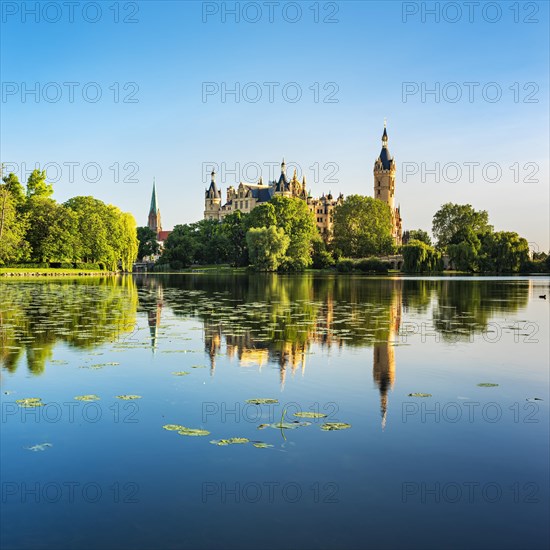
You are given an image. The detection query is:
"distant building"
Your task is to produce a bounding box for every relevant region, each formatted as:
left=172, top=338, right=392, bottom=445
left=147, top=181, right=171, bottom=245
left=373, top=123, right=403, bottom=245
left=204, top=123, right=403, bottom=245
left=204, top=159, right=343, bottom=240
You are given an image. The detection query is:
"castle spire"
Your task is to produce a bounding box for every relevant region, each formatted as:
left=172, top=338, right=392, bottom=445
left=382, top=120, right=388, bottom=146
left=281, top=158, right=286, bottom=173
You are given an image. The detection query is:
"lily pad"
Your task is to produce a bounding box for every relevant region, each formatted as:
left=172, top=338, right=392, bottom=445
left=115, top=395, right=142, bottom=400
left=177, top=428, right=210, bottom=437
left=246, top=398, right=279, bottom=405
left=408, top=393, right=432, bottom=398
left=526, top=397, right=543, bottom=402
left=16, top=398, right=44, bottom=408
left=210, top=437, right=250, bottom=446
left=321, top=422, right=352, bottom=431
left=252, top=442, right=273, bottom=449
left=172, top=371, right=190, bottom=376
left=74, top=395, right=100, bottom=401
left=25, top=443, right=52, bottom=452
left=191, top=365, right=206, bottom=369
left=477, top=383, right=499, bottom=387
left=163, top=424, right=186, bottom=431
left=293, top=411, right=327, bottom=419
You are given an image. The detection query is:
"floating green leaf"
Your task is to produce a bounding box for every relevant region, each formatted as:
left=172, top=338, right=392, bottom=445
left=74, top=395, right=100, bottom=401
left=293, top=411, right=327, bottom=419
left=246, top=398, right=279, bottom=405
left=177, top=428, right=210, bottom=437
left=408, top=393, right=432, bottom=397
left=16, top=398, right=44, bottom=408
left=321, top=422, right=352, bottom=431
left=25, top=443, right=52, bottom=452
left=172, top=371, right=190, bottom=376
left=115, top=395, right=142, bottom=400
left=210, top=437, right=249, bottom=446
left=477, top=383, right=499, bottom=387
left=192, top=365, right=206, bottom=369
left=252, top=442, right=273, bottom=449
left=163, top=424, right=186, bottom=431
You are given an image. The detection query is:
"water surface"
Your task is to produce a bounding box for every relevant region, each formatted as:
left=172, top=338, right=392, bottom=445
left=1, top=274, right=549, bottom=549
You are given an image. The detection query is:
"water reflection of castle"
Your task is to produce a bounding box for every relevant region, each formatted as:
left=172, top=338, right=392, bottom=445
left=137, top=276, right=402, bottom=428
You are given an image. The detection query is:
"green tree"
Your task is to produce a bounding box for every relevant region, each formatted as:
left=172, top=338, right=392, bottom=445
left=137, top=226, right=160, bottom=259
left=402, top=240, right=442, bottom=272
left=332, top=195, right=394, bottom=257
left=191, top=219, right=229, bottom=265
left=26, top=169, right=54, bottom=198
left=432, top=203, right=492, bottom=249
left=247, top=196, right=317, bottom=271
left=246, top=226, right=290, bottom=271
left=160, top=224, right=197, bottom=267
left=221, top=211, right=249, bottom=266
left=478, top=231, right=530, bottom=273
left=2, top=172, right=26, bottom=207
left=403, top=229, right=431, bottom=246
left=0, top=188, right=28, bottom=264
left=23, top=196, right=60, bottom=262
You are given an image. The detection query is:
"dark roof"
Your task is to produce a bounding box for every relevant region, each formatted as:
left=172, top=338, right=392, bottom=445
left=378, top=146, right=392, bottom=170
left=276, top=172, right=289, bottom=192
left=206, top=180, right=221, bottom=198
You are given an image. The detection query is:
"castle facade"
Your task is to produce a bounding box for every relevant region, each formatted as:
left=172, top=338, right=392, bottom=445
left=203, top=124, right=402, bottom=244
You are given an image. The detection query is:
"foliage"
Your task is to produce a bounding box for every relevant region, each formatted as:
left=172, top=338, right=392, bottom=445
left=161, top=224, right=197, bottom=267
left=137, top=226, right=160, bottom=259
left=247, top=196, right=317, bottom=271
left=403, top=229, right=431, bottom=246
left=477, top=231, right=530, bottom=273
left=246, top=226, right=290, bottom=271
left=432, top=203, right=492, bottom=249
left=221, top=211, right=249, bottom=266
left=0, top=187, right=28, bottom=264
left=26, top=169, right=54, bottom=198
left=2, top=172, right=26, bottom=207
left=402, top=240, right=442, bottom=272
left=332, top=195, right=395, bottom=257
left=311, top=237, right=335, bottom=269
left=355, top=258, right=389, bottom=273
left=335, top=258, right=355, bottom=273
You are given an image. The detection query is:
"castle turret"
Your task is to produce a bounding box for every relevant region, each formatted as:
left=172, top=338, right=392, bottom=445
left=204, top=170, right=222, bottom=220
left=374, top=122, right=402, bottom=245
left=148, top=180, right=162, bottom=235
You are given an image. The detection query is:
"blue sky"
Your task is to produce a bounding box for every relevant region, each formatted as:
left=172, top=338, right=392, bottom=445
left=1, top=0, right=549, bottom=249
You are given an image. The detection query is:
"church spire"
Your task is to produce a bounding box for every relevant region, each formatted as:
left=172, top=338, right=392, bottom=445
left=150, top=179, right=158, bottom=214
left=148, top=179, right=162, bottom=234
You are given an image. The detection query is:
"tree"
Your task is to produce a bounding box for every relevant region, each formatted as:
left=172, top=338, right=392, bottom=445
left=246, top=226, right=290, bottom=271
left=432, top=203, right=492, bottom=249
left=402, top=240, right=442, bottom=272
left=191, top=219, right=229, bottom=265
left=332, top=195, right=394, bottom=257
left=2, top=172, right=26, bottom=207
left=26, top=169, right=54, bottom=198
left=23, top=196, right=60, bottom=262
left=0, top=188, right=28, bottom=264
left=478, top=231, right=530, bottom=273
left=403, top=229, right=431, bottom=246
left=247, top=196, right=317, bottom=271
left=160, top=224, right=197, bottom=267
left=137, top=226, right=160, bottom=260
left=221, top=211, right=249, bottom=266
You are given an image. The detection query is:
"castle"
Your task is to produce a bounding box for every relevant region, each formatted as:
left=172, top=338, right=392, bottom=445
left=203, top=123, right=402, bottom=244
left=204, top=159, right=343, bottom=240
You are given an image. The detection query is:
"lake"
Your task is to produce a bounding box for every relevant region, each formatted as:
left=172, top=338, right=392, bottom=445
left=1, top=274, right=549, bottom=550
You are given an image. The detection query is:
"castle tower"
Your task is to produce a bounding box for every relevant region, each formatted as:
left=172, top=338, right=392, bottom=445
left=374, top=122, right=402, bottom=245
left=204, top=170, right=222, bottom=221
left=148, top=180, right=162, bottom=235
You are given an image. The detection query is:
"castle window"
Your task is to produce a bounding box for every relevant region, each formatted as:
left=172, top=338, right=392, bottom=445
left=245, top=200, right=248, bottom=209
left=377, top=190, right=380, bottom=195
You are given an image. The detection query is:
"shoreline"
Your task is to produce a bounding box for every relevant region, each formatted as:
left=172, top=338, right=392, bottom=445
left=0, top=269, right=120, bottom=277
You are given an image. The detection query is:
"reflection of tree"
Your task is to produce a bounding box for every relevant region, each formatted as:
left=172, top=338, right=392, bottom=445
left=134, top=274, right=164, bottom=352
left=432, top=278, right=529, bottom=341
left=0, top=276, right=138, bottom=374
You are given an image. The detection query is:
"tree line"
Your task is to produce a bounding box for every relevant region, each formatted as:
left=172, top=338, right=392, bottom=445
left=1, top=169, right=138, bottom=270
left=139, top=196, right=547, bottom=274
